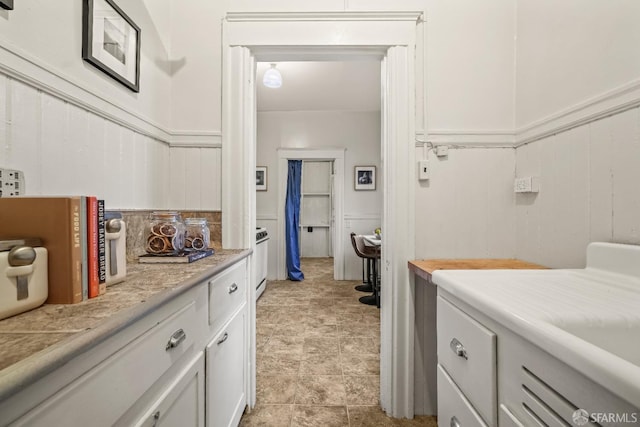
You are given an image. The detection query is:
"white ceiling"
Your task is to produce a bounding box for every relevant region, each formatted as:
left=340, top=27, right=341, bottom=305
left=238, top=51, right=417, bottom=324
left=256, top=61, right=381, bottom=112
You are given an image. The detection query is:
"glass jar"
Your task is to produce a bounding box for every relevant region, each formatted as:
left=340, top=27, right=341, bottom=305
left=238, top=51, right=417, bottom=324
left=145, top=211, right=186, bottom=255
left=184, top=218, right=210, bottom=251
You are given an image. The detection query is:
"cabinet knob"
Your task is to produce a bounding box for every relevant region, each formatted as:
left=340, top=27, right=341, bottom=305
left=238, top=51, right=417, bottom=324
left=228, top=283, right=238, bottom=294
left=450, top=338, right=468, bottom=360
left=217, top=332, right=229, bottom=345
left=450, top=416, right=461, bottom=427
left=166, top=328, right=187, bottom=350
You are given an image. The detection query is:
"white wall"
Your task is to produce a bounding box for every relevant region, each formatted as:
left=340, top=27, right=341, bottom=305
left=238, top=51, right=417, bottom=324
left=515, top=108, right=640, bottom=268
left=256, top=110, right=381, bottom=280
left=515, top=0, right=640, bottom=129
left=513, top=0, right=640, bottom=267
left=169, top=0, right=517, bottom=140
left=414, top=147, right=516, bottom=259
left=0, top=77, right=171, bottom=209
left=0, top=0, right=175, bottom=209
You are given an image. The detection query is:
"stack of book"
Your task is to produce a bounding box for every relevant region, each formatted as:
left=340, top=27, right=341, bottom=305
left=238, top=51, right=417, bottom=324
left=0, top=196, right=112, bottom=304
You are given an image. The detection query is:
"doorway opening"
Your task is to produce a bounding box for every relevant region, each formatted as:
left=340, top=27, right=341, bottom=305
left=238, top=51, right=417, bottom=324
left=223, top=12, right=419, bottom=418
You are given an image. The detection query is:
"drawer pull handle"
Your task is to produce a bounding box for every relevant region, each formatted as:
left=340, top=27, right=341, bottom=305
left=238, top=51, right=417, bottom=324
left=450, top=416, right=461, bottom=427
left=450, top=338, right=468, bottom=360
left=166, top=329, right=187, bottom=350
left=151, top=410, right=160, bottom=426
left=228, top=283, right=238, bottom=294
left=217, top=332, right=229, bottom=345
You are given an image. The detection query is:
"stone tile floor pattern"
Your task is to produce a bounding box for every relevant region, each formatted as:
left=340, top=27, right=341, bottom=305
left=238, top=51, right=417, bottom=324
left=240, top=258, right=437, bottom=427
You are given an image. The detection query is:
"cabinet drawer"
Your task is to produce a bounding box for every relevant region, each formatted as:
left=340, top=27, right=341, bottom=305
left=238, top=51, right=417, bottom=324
left=206, top=306, right=246, bottom=427
left=130, top=352, right=205, bottom=427
left=15, top=302, right=197, bottom=427
left=209, top=260, right=246, bottom=332
left=437, top=364, right=488, bottom=427
left=437, top=296, right=496, bottom=425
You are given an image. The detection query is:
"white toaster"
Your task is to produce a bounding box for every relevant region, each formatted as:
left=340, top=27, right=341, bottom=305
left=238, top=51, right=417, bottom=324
left=105, top=219, right=126, bottom=286
left=0, top=245, right=48, bottom=320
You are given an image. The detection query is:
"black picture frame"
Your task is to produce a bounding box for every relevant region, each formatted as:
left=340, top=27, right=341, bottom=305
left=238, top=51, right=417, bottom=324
left=82, top=0, right=140, bottom=92
left=354, top=166, right=376, bottom=191
left=256, top=166, right=267, bottom=191
left=0, top=0, right=14, bottom=10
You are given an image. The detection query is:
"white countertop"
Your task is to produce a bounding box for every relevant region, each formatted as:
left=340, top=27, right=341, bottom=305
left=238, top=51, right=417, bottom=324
left=432, top=243, right=640, bottom=409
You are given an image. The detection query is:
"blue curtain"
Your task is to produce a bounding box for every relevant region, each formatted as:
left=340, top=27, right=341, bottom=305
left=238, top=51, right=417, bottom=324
left=285, top=160, right=304, bottom=281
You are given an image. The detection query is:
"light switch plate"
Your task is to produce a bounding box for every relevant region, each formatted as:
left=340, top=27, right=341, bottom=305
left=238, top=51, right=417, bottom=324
left=514, top=176, right=539, bottom=193
left=0, top=168, right=25, bottom=197
left=418, top=160, right=430, bottom=180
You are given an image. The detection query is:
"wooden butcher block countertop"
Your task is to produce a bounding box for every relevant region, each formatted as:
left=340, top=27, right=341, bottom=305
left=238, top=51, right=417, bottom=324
left=408, top=258, right=547, bottom=282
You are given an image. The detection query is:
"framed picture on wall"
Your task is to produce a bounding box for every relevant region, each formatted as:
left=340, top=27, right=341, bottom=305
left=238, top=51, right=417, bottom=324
left=82, top=0, right=141, bottom=92
left=354, top=166, right=376, bottom=191
left=256, top=166, right=268, bottom=191
left=0, top=0, right=14, bottom=10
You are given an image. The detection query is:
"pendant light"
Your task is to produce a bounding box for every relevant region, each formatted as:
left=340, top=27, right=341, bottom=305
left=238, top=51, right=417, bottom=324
left=263, top=63, right=282, bottom=88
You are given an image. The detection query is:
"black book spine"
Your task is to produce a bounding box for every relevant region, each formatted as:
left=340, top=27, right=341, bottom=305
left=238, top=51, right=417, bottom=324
left=97, top=200, right=107, bottom=283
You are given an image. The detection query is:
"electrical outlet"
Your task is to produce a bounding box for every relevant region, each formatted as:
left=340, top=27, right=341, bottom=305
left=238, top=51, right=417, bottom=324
left=514, top=176, right=539, bottom=193
left=0, top=168, right=25, bottom=197
left=435, top=145, right=449, bottom=157
left=418, top=160, right=430, bottom=180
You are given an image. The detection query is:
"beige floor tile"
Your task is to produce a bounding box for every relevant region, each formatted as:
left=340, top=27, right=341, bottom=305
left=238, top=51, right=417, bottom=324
left=339, top=322, right=379, bottom=337
left=239, top=404, right=293, bottom=427
left=303, top=337, right=341, bottom=354
left=341, top=353, right=380, bottom=375
left=295, top=375, right=347, bottom=405
left=339, top=337, right=379, bottom=355
left=348, top=406, right=437, bottom=426
left=256, top=375, right=298, bottom=404
left=264, top=336, right=305, bottom=355
left=257, top=353, right=302, bottom=375
left=291, top=406, right=350, bottom=427
left=344, top=376, right=380, bottom=405
left=304, top=323, right=340, bottom=338
left=273, top=322, right=308, bottom=337
left=300, top=353, right=342, bottom=375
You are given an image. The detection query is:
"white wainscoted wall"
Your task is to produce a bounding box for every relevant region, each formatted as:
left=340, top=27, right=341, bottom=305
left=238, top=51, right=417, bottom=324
left=414, top=147, right=517, bottom=259
left=515, top=107, right=640, bottom=268
left=256, top=110, right=381, bottom=280
left=0, top=1, right=220, bottom=210
left=0, top=76, right=170, bottom=209
left=512, top=0, right=640, bottom=267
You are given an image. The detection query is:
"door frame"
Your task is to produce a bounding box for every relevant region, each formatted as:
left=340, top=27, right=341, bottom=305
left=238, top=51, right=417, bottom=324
left=277, top=148, right=345, bottom=280
left=222, top=11, right=419, bottom=418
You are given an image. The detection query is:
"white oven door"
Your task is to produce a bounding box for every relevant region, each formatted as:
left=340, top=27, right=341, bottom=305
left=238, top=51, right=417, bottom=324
left=255, top=238, right=268, bottom=298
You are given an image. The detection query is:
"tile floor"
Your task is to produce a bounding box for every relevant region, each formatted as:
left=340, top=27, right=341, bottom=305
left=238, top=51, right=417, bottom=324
left=240, top=258, right=437, bottom=427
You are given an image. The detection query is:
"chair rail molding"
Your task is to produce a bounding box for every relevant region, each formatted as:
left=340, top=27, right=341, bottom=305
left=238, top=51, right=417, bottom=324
left=0, top=39, right=172, bottom=144
left=515, top=77, right=640, bottom=146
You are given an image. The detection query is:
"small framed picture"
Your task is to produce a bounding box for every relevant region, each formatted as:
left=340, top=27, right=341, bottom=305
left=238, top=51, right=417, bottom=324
left=256, top=166, right=267, bottom=191
left=355, top=166, right=376, bottom=191
left=0, top=0, right=14, bottom=10
left=82, top=0, right=141, bottom=92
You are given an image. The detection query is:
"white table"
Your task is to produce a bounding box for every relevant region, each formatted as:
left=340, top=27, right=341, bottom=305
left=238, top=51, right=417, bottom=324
left=362, top=234, right=381, bottom=247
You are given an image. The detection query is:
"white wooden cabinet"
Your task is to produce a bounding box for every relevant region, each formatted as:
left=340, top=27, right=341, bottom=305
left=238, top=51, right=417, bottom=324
left=437, top=291, right=639, bottom=427
left=206, top=257, right=248, bottom=427
left=6, top=257, right=250, bottom=427
left=130, top=352, right=205, bottom=427
left=206, top=306, right=246, bottom=427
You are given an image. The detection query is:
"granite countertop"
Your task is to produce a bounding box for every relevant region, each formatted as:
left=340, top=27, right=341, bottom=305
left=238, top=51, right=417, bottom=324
left=0, top=249, right=251, bottom=402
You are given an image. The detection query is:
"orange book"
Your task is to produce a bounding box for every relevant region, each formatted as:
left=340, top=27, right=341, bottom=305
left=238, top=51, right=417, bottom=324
left=0, top=197, right=83, bottom=304
left=87, top=196, right=99, bottom=298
